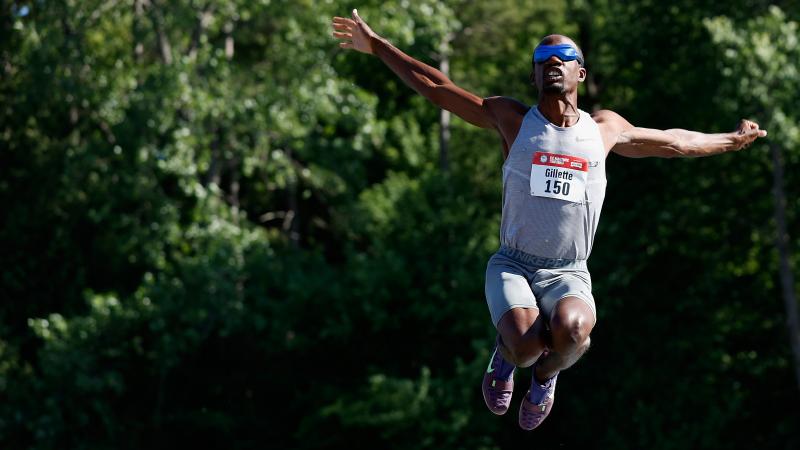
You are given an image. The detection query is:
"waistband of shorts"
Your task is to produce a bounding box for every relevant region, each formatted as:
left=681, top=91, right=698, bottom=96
left=498, top=245, right=587, bottom=270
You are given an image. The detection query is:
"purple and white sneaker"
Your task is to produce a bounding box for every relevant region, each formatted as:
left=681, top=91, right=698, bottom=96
left=481, top=339, right=516, bottom=415
left=518, top=369, right=558, bottom=430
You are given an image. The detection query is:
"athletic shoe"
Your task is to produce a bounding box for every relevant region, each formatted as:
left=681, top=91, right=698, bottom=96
left=481, top=339, right=516, bottom=415
left=518, top=370, right=558, bottom=430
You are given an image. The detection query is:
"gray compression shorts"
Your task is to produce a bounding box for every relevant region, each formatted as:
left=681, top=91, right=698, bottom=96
left=485, top=245, right=597, bottom=327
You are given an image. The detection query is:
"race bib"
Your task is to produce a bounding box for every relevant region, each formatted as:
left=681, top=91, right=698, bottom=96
left=530, top=151, right=588, bottom=203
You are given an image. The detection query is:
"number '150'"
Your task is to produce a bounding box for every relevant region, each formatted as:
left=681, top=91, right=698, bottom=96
left=544, top=180, right=570, bottom=195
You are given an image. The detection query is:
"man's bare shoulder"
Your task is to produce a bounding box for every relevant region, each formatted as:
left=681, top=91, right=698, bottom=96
left=481, top=97, right=529, bottom=152
left=591, top=109, right=634, bottom=153
left=591, top=109, right=630, bottom=128
left=484, top=96, right=529, bottom=118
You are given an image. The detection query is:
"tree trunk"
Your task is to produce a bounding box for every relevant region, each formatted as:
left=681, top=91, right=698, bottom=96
left=439, top=34, right=452, bottom=172
left=147, top=1, right=173, bottom=65
left=285, top=147, right=300, bottom=247
left=133, top=0, right=145, bottom=62
left=224, top=21, right=235, bottom=59
left=205, top=127, right=222, bottom=187
left=227, top=156, right=241, bottom=218
left=770, top=142, right=800, bottom=393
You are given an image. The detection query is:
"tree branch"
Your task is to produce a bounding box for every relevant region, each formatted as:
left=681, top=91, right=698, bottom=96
left=133, top=0, right=145, bottom=62
left=187, top=2, right=215, bottom=60
left=224, top=21, right=234, bottom=60
left=146, top=0, right=173, bottom=65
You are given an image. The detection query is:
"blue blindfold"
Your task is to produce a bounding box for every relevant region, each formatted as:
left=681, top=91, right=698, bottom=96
left=533, top=44, right=584, bottom=66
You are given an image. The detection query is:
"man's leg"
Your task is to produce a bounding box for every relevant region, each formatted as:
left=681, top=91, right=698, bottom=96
left=483, top=307, right=547, bottom=415
left=534, top=296, right=595, bottom=381
left=483, top=253, right=548, bottom=415
left=519, top=296, right=595, bottom=430
left=496, top=307, right=548, bottom=368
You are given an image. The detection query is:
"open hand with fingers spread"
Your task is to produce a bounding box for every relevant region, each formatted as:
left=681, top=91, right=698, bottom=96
left=332, top=9, right=378, bottom=54
left=733, top=118, right=768, bottom=150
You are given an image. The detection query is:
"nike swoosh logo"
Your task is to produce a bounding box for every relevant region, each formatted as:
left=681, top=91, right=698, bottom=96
left=486, top=348, right=498, bottom=373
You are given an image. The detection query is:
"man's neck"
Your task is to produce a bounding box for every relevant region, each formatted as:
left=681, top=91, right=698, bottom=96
left=537, top=94, right=580, bottom=127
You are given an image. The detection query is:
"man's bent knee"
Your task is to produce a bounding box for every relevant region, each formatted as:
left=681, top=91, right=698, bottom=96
left=550, top=297, right=595, bottom=351
left=497, top=307, right=546, bottom=367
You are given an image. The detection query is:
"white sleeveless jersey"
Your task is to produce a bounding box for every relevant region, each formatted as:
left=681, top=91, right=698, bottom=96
left=500, top=106, right=607, bottom=260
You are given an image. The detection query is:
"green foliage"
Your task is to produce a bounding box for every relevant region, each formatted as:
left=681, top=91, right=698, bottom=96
left=706, top=7, right=800, bottom=150
left=1, top=1, right=799, bottom=449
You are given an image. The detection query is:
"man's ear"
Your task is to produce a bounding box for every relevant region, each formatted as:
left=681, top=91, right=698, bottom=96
left=578, top=67, right=587, bottom=83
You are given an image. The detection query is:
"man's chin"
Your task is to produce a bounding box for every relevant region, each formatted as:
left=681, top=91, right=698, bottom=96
left=542, top=83, right=566, bottom=94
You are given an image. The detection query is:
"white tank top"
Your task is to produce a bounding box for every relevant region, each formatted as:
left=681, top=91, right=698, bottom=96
left=500, top=106, right=607, bottom=260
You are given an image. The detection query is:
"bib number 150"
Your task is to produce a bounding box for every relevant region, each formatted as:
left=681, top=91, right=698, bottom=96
left=544, top=179, right=570, bottom=196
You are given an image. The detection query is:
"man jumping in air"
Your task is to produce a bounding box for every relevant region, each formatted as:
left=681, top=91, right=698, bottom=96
left=332, top=9, right=767, bottom=430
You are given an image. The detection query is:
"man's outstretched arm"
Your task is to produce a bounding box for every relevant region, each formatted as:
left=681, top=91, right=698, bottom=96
left=592, top=109, right=768, bottom=158
left=332, top=9, right=502, bottom=130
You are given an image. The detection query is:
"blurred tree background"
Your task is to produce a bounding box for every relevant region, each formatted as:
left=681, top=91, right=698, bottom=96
left=1, top=0, right=799, bottom=448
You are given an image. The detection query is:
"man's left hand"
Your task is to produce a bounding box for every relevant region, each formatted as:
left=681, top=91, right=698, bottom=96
left=733, top=119, right=768, bottom=150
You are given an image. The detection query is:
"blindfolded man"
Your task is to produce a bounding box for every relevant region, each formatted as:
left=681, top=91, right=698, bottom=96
left=332, top=9, right=766, bottom=430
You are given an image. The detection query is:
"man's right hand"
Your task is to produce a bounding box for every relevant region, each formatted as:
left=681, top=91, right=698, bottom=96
left=332, top=9, right=377, bottom=55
